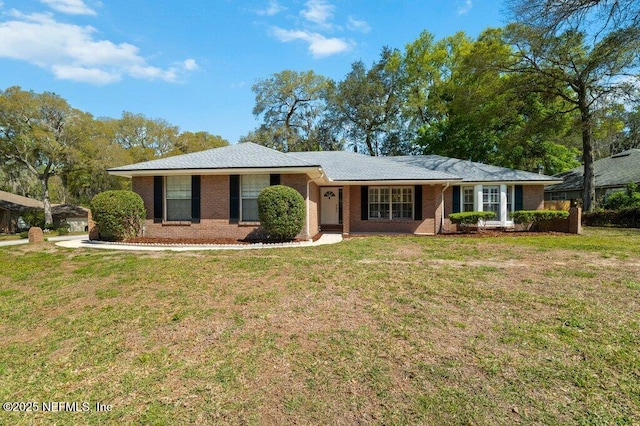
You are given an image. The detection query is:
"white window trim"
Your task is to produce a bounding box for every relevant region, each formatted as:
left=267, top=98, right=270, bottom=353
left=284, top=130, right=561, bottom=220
left=164, top=176, right=191, bottom=222
left=240, top=174, right=270, bottom=223
left=368, top=186, right=414, bottom=221
left=461, top=184, right=515, bottom=227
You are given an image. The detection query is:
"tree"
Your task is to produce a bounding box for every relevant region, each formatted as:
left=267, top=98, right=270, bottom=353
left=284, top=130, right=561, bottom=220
left=328, top=47, right=410, bottom=156
left=61, top=115, right=132, bottom=205
left=170, top=131, right=228, bottom=155
left=505, top=23, right=640, bottom=210
left=110, top=112, right=179, bottom=162
left=0, top=86, right=84, bottom=225
left=507, top=0, right=640, bottom=33
left=405, top=30, right=580, bottom=173
left=251, top=70, right=332, bottom=152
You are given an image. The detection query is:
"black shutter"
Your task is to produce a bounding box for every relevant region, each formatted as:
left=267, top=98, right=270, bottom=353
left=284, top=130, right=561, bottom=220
left=515, top=185, right=524, bottom=211
left=270, top=174, right=280, bottom=185
left=229, top=175, right=240, bottom=222
left=153, top=176, right=163, bottom=223
left=360, top=186, right=369, bottom=221
left=452, top=186, right=461, bottom=213
left=191, top=175, right=201, bottom=223
left=414, top=185, right=423, bottom=220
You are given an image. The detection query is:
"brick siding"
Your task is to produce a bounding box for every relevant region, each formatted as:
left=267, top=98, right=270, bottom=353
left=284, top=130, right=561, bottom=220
left=135, top=174, right=316, bottom=240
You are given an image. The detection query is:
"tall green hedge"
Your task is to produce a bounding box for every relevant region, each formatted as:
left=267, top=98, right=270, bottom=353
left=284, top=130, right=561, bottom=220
left=258, top=185, right=305, bottom=241
left=511, top=210, right=570, bottom=231
left=90, top=190, right=146, bottom=241
left=583, top=207, right=640, bottom=228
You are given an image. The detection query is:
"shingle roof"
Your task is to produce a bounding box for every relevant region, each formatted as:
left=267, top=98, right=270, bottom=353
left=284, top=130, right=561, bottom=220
left=108, top=142, right=561, bottom=184
left=0, top=190, right=43, bottom=212
left=546, top=149, right=640, bottom=191
left=389, top=155, right=560, bottom=182
left=108, top=142, right=318, bottom=172
left=288, top=151, right=460, bottom=181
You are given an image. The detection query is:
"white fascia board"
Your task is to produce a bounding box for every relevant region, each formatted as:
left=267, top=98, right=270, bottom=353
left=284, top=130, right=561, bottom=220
left=326, top=179, right=463, bottom=186
left=460, top=180, right=564, bottom=186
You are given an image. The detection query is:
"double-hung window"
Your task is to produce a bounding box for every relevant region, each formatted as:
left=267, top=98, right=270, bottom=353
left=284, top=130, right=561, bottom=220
left=166, top=176, right=191, bottom=221
left=369, top=186, right=413, bottom=220
left=463, top=187, right=475, bottom=212
left=482, top=185, right=501, bottom=221
left=241, top=175, right=269, bottom=222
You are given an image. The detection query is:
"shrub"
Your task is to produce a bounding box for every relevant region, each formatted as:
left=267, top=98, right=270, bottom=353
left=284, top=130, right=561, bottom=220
left=603, top=182, right=640, bottom=210
left=583, top=207, right=640, bottom=228
left=19, top=231, right=29, bottom=239
left=56, top=223, right=70, bottom=236
left=21, top=210, right=44, bottom=229
left=258, top=185, right=305, bottom=241
left=90, top=190, right=146, bottom=241
left=449, top=211, right=496, bottom=232
left=511, top=210, right=570, bottom=231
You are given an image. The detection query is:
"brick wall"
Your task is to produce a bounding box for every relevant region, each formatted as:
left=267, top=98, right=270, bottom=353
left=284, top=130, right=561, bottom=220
left=523, top=185, right=544, bottom=210
left=135, top=173, right=316, bottom=240
left=346, top=185, right=440, bottom=235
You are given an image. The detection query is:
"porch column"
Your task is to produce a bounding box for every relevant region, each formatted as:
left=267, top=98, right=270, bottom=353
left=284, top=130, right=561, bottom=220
left=342, top=186, right=350, bottom=235
left=474, top=185, right=483, bottom=212
left=500, top=184, right=508, bottom=225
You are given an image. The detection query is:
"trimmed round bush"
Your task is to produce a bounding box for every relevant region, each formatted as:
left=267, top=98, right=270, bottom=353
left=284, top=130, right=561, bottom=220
left=258, top=185, right=305, bottom=241
left=90, top=190, right=146, bottom=241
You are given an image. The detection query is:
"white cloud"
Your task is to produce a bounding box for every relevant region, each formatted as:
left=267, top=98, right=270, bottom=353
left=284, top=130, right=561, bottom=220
left=182, top=58, right=198, bottom=71
left=254, top=0, right=286, bottom=16
left=347, top=16, right=370, bottom=33
left=41, top=0, right=96, bottom=16
left=52, top=65, right=119, bottom=84
left=271, top=26, right=350, bottom=57
left=301, top=0, right=334, bottom=28
left=0, top=11, right=194, bottom=85
left=457, top=0, right=472, bottom=15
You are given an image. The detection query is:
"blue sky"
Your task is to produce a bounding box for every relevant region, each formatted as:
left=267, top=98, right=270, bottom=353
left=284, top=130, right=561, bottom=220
left=0, top=0, right=505, bottom=143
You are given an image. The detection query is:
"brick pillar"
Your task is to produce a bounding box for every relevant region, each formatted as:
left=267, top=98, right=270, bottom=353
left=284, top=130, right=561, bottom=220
left=569, top=206, right=582, bottom=234
left=342, top=186, right=350, bottom=235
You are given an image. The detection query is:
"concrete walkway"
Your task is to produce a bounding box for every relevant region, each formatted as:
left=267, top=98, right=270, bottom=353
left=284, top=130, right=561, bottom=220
left=54, top=233, right=343, bottom=251
left=0, top=234, right=89, bottom=247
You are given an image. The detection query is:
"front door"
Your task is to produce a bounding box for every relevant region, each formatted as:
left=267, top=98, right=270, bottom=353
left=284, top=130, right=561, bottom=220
left=321, top=187, right=340, bottom=225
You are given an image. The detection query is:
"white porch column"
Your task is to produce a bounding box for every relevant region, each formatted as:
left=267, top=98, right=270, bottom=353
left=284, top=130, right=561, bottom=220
left=474, top=185, right=483, bottom=212
left=500, top=184, right=508, bottom=225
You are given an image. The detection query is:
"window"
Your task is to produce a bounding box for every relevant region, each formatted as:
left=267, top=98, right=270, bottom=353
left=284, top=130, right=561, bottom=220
left=463, top=187, right=475, bottom=212
left=241, top=175, right=269, bottom=222
left=369, top=186, right=413, bottom=220
left=166, top=176, right=192, bottom=221
left=392, top=187, right=413, bottom=219
left=550, top=192, right=567, bottom=201
left=507, top=185, right=513, bottom=214
left=369, top=187, right=390, bottom=219
left=482, top=186, right=500, bottom=220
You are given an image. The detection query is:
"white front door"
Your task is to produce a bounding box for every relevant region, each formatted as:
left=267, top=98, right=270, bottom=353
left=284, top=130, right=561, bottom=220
left=321, top=187, right=340, bottom=224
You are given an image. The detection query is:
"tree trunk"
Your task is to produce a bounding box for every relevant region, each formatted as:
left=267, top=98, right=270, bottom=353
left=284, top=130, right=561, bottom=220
left=579, top=91, right=596, bottom=212
left=41, top=175, right=53, bottom=226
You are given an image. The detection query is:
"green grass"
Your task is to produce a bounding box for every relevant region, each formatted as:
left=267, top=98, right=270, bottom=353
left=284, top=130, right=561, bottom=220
left=0, top=227, right=638, bottom=424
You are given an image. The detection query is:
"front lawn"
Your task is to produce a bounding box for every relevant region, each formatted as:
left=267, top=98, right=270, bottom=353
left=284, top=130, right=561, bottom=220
left=0, top=228, right=638, bottom=424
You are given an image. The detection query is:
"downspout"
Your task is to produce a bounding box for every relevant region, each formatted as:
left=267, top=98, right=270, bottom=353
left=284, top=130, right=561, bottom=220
left=440, top=183, right=449, bottom=234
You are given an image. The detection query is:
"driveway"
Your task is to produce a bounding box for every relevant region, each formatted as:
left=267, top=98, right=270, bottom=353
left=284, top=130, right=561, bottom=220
left=0, top=234, right=89, bottom=247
